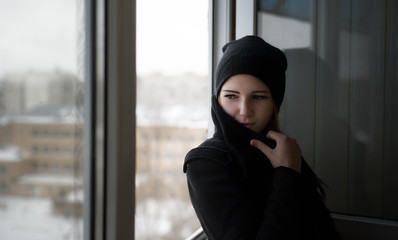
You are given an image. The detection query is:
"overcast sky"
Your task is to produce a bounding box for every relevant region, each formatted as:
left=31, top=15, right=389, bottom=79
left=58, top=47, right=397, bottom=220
left=0, top=0, right=208, bottom=78
left=0, top=0, right=77, bottom=77
left=137, top=0, right=208, bottom=75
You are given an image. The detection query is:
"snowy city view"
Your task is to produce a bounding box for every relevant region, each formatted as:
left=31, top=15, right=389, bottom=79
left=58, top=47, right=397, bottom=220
left=0, top=71, right=208, bottom=239
left=0, top=71, right=85, bottom=240
left=135, top=0, right=209, bottom=237
left=135, top=73, right=208, bottom=239
left=136, top=73, right=209, bottom=128
left=1, top=0, right=209, bottom=238
left=0, top=1, right=86, bottom=239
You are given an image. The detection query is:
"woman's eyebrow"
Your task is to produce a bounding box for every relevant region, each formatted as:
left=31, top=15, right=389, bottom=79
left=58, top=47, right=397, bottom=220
left=252, top=90, right=269, bottom=94
left=222, top=90, right=240, bottom=93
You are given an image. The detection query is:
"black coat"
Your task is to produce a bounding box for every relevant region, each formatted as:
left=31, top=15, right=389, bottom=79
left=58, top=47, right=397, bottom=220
left=183, top=96, right=341, bottom=240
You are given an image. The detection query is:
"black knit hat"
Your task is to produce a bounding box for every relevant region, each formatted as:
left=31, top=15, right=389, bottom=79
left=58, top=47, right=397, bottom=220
left=215, top=35, right=287, bottom=111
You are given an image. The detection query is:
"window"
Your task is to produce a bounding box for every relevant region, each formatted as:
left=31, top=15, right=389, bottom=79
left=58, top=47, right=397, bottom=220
left=135, top=0, right=208, bottom=239
left=0, top=0, right=85, bottom=239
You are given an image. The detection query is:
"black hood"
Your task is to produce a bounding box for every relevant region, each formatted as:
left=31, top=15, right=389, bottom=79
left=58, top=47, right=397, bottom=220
left=211, top=95, right=275, bottom=177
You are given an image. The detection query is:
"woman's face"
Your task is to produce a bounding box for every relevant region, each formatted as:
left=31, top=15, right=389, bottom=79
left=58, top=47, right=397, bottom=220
left=218, top=74, right=274, bottom=134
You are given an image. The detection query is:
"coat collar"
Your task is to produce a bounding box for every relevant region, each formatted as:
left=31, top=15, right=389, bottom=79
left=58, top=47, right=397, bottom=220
left=211, top=95, right=275, bottom=177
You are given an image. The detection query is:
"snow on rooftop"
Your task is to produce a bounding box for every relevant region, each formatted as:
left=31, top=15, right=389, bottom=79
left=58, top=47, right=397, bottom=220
left=65, top=189, right=84, bottom=202
left=2, top=105, right=83, bottom=124
left=0, top=145, right=28, bottom=162
left=18, top=173, right=83, bottom=186
left=136, top=104, right=208, bottom=128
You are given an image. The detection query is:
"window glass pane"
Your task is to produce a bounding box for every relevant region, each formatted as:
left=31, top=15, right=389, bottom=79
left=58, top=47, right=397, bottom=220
left=257, top=0, right=317, bottom=166
left=347, top=0, right=385, bottom=217
left=136, top=0, right=208, bottom=239
left=314, top=0, right=351, bottom=213
left=257, top=0, right=398, bottom=220
left=0, top=0, right=85, bottom=239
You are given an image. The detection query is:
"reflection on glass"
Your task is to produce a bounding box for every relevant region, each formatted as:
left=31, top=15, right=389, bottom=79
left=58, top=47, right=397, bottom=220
left=257, top=0, right=398, bottom=221
left=0, top=0, right=85, bottom=239
left=135, top=0, right=208, bottom=239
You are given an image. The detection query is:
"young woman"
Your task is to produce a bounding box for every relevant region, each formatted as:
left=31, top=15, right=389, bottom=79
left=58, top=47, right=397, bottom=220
left=183, top=36, right=341, bottom=240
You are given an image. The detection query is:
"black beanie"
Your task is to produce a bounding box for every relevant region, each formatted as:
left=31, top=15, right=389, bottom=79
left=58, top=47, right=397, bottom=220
left=215, top=35, right=287, bottom=111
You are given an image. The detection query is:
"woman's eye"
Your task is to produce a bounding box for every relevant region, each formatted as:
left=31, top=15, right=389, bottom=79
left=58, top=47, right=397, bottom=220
left=253, top=95, right=267, bottom=100
left=225, top=94, right=237, bottom=99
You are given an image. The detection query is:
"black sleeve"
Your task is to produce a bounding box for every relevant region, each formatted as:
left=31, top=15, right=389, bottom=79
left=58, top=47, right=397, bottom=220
left=186, top=159, right=341, bottom=240
left=187, top=156, right=301, bottom=240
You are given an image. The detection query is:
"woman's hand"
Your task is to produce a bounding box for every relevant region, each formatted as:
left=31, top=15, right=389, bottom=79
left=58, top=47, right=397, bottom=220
left=250, top=130, right=302, bottom=172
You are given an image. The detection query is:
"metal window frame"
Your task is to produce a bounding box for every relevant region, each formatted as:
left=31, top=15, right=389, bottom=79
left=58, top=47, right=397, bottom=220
left=84, top=0, right=136, bottom=239
left=208, top=0, right=236, bottom=137
left=186, top=227, right=207, bottom=240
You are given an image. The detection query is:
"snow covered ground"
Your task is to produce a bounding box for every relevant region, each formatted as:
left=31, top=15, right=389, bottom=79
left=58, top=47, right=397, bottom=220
left=135, top=199, right=200, bottom=240
left=0, top=196, right=83, bottom=240
left=0, top=195, right=199, bottom=240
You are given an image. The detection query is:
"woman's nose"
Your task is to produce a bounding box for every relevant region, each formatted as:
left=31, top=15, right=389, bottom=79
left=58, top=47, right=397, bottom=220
left=239, top=99, right=252, bottom=117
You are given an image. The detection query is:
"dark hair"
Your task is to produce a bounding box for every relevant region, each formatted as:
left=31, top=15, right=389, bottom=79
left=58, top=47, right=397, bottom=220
left=269, top=99, right=327, bottom=201
left=267, top=101, right=281, bottom=132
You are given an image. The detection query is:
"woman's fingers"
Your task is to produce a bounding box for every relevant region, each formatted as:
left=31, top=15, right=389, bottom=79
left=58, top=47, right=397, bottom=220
left=251, top=131, right=302, bottom=172
left=250, top=139, right=273, bottom=156
left=265, top=130, right=287, bottom=143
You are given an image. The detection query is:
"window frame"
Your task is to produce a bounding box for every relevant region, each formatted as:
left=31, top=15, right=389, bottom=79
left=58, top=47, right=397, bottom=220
left=83, top=0, right=397, bottom=239
left=84, top=0, right=136, bottom=239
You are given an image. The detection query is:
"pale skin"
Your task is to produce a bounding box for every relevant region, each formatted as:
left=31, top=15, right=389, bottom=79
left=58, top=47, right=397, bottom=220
left=218, top=74, right=302, bottom=172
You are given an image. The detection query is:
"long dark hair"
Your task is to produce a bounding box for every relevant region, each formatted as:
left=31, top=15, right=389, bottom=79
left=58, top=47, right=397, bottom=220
left=268, top=101, right=327, bottom=201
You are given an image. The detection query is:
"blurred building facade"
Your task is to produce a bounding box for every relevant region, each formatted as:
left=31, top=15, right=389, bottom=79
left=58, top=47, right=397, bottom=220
left=0, top=72, right=208, bottom=220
